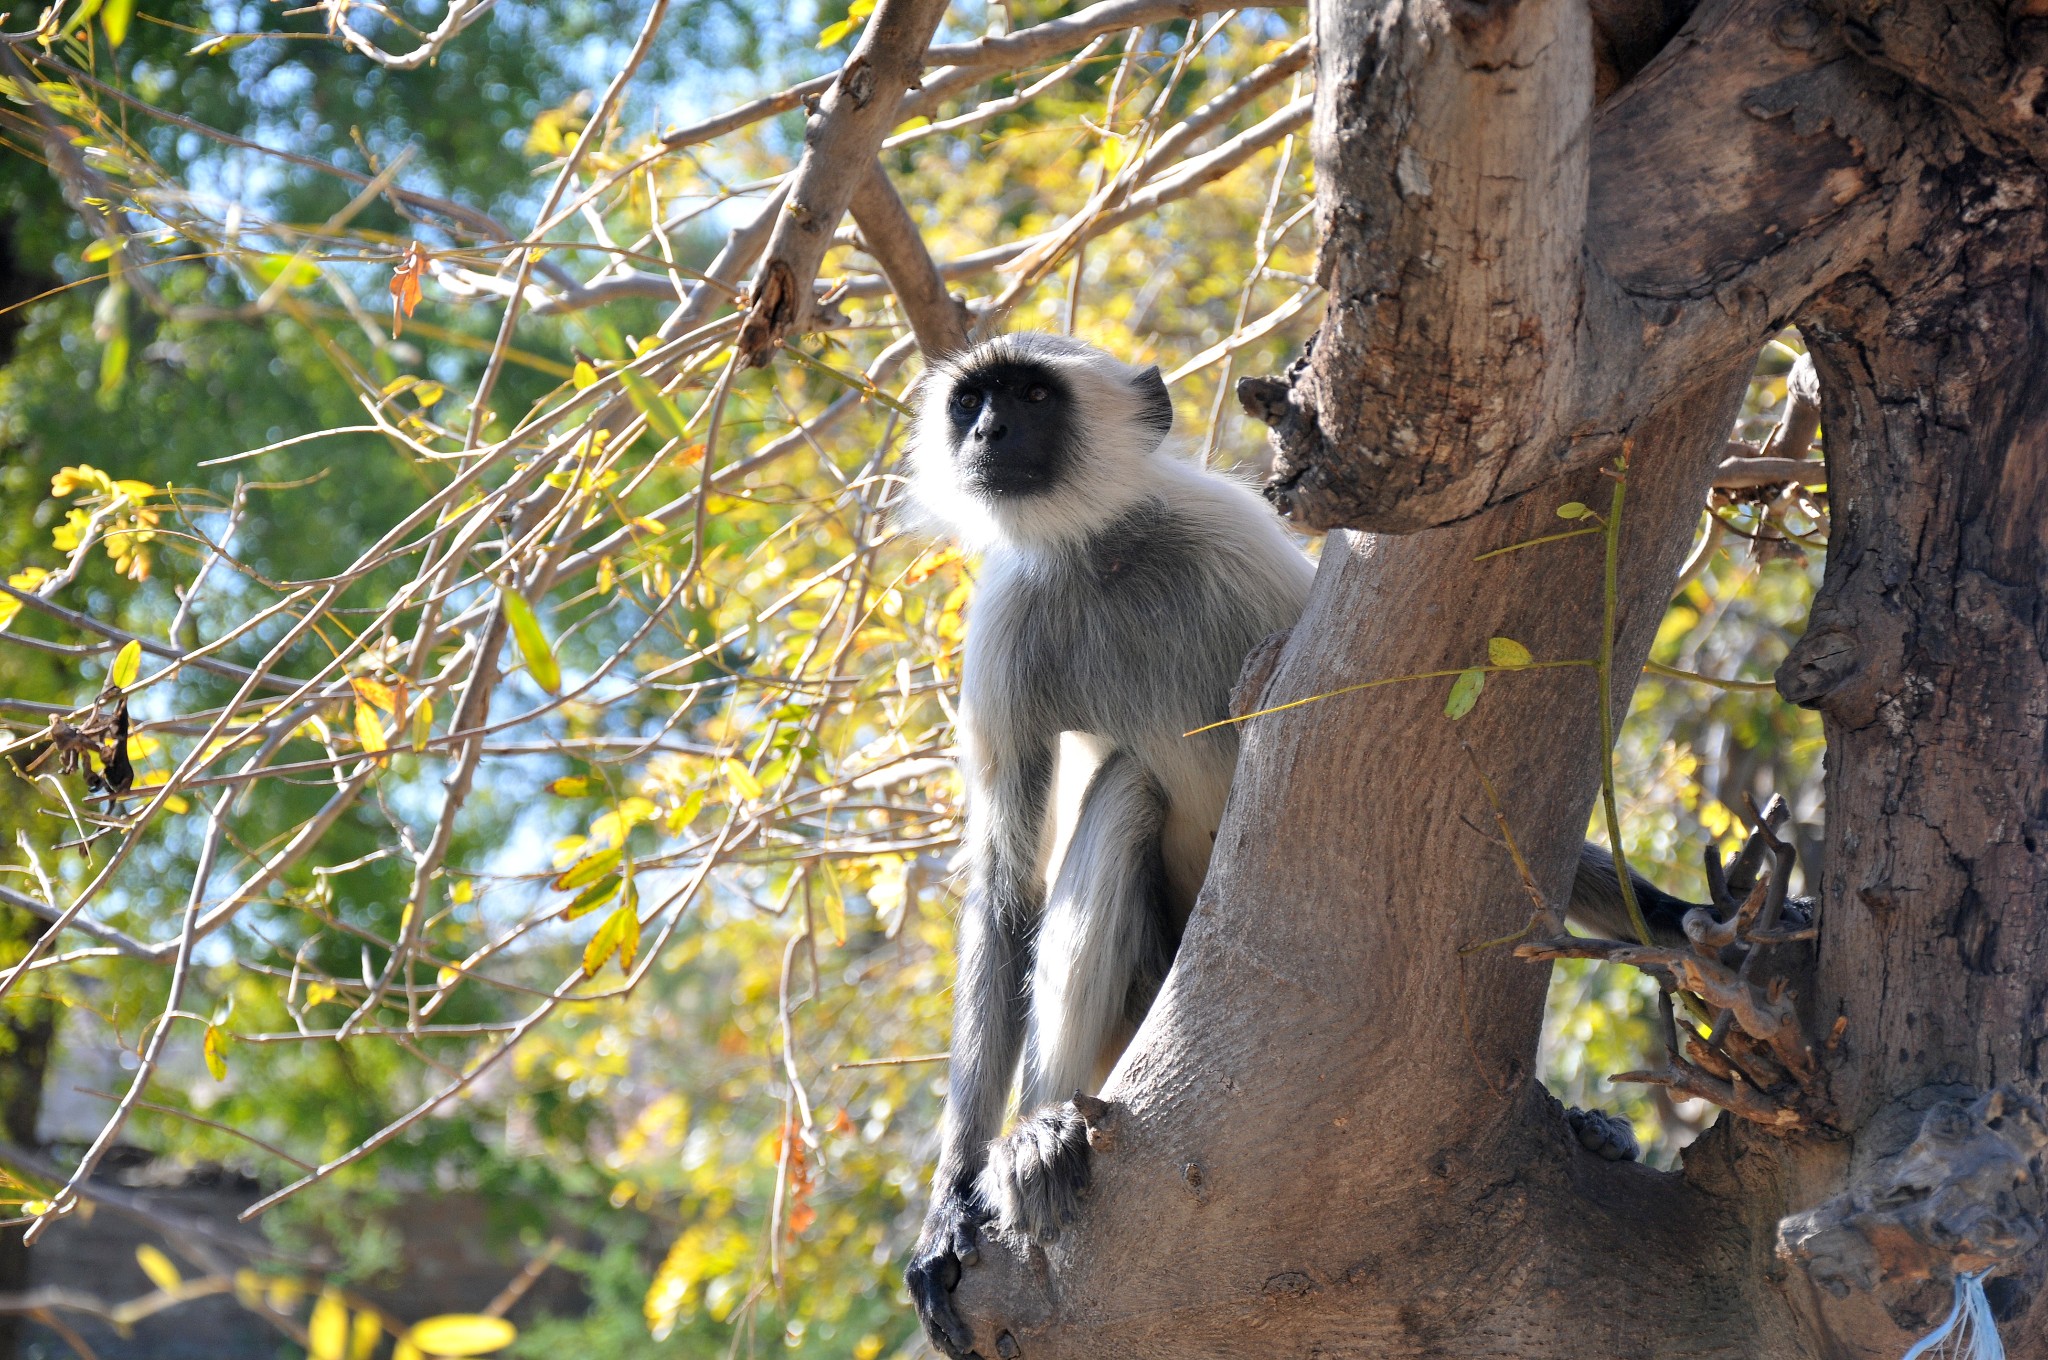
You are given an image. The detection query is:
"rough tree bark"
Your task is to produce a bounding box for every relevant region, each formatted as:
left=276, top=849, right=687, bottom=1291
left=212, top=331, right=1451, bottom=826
left=944, top=0, right=2048, bottom=1351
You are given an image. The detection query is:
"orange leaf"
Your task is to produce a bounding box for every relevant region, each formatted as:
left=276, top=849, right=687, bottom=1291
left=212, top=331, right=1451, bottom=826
left=389, top=242, right=427, bottom=339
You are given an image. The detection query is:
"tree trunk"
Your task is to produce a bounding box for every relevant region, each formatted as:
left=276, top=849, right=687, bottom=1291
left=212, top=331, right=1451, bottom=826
left=949, top=0, right=2048, bottom=1349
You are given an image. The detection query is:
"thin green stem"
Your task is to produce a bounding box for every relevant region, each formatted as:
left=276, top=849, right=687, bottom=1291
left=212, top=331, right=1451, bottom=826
left=1472, top=523, right=1602, bottom=562
left=1184, top=659, right=1595, bottom=736
left=1598, top=461, right=1652, bottom=945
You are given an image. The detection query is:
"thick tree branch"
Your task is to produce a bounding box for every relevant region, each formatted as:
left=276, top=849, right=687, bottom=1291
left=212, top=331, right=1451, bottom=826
left=1251, top=0, right=1905, bottom=531
left=732, top=0, right=953, bottom=366
left=847, top=162, right=971, bottom=358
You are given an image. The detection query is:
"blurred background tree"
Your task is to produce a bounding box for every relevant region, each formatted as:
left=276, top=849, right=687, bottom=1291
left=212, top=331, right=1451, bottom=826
left=0, top=0, right=1823, bottom=1353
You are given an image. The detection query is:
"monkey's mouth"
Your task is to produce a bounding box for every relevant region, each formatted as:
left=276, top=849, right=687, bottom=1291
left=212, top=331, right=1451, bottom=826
left=962, top=448, right=1057, bottom=498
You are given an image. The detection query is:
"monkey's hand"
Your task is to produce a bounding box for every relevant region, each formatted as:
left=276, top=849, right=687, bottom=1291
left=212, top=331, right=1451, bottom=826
left=977, top=1094, right=1106, bottom=1246
left=1565, top=1106, right=1641, bottom=1162
left=906, top=1185, right=989, bottom=1359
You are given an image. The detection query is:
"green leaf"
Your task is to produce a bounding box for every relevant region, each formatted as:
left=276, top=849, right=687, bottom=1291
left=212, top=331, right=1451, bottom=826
left=1444, top=668, right=1485, bottom=720
left=188, top=31, right=258, bottom=54
left=502, top=589, right=560, bottom=694
left=552, top=845, right=621, bottom=891
left=582, top=895, right=640, bottom=978
left=98, top=327, right=130, bottom=401
left=562, top=873, right=620, bottom=920
left=109, top=638, right=141, bottom=689
left=101, top=0, right=134, bottom=46
left=59, top=0, right=106, bottom=41
left=1487, top=636, right=1533, bottom=669
left=1555, top=501, right=1589, bottom=520
left=619, top=370, right=686, bottom=442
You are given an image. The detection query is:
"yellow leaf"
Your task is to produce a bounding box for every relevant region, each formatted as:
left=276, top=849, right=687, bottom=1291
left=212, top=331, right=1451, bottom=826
left=305, top=982, right=337, bottom=1007
left=549, top=775, right=591, bottom=797
left=502, top=590, right=560, bottom=695
left=816, top=863, right=846, bottom=946
left=450, top=878, right=474, bottom=904
left=109, top=638, right=141, bottom=689
left=351, top=676, right=397, bottom=714
left=354, top=701, right=388, bottom=754
left=1487, top=636, right=1533, bottom=669
left=410, top=696, right=434, bottom=752
left=350, top=1306, right=383, bottom=1360
left=135, top=1243, right=182, bottom=1291
left=98, top=0, right=133, bottom=46
left=571, top=360, right=598, bottom=389
left=309, top=1290, right=349, bottom=1360
left=405, top=1314, right=518, bottom=1357
left=0, top=565, right=51, bottom=631
left=595, top=556, right=615, bottom=593
left=413, top=381, right=445, bottom=408
left=725, top=758, right=762, bottom=802
left=203, top=1024, right=229, bottom=1080
left=582, top=894, right=640, bottom=978
left=395, top=1345, right=424, bottom=1360
left=50, top=465, right=113, bottom=498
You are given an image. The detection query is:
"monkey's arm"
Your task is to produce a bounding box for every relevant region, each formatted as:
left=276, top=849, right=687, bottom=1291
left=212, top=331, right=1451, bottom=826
left=1567, top=840, right=1813, bottom=947
left=906, top=716, right=1053, bottom=1359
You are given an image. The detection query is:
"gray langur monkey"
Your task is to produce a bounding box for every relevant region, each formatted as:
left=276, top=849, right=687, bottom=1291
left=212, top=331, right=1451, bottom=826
left=901, top=332, right=1705, bottom=1357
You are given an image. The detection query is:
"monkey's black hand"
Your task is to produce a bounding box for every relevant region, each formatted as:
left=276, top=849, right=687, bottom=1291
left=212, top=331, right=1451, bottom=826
left=1565, top=1107, right=1641, bottom=1162
left=907, top=1186, right=988, bottom=1359
left=980, top=1097, right=1099, bottom=1245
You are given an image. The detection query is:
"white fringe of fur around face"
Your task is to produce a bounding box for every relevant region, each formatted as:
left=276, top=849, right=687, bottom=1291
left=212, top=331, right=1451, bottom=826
left=909, top=331, right=1177, bottom=552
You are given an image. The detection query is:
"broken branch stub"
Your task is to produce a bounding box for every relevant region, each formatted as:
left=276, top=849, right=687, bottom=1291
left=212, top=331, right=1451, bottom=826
left=1778, top=1084, right=2048, bottom=1299
left=733, top=0, right=952, bottom=367
left=1516, top=794, right=1832, bottom=1131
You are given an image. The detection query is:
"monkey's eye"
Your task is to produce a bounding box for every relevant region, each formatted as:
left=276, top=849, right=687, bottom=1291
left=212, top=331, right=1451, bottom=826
left=1024, top=385, right=1050, bottom=403
left=951, top=389, right=981, bottom=413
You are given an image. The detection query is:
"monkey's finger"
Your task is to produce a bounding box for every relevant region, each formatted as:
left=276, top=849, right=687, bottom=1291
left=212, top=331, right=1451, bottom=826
left=950, top=1215, right=981, bottom=1266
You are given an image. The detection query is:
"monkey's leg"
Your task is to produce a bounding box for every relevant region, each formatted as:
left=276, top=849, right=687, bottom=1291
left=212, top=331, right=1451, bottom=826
left=982, top=751, right=1168, bottom=1244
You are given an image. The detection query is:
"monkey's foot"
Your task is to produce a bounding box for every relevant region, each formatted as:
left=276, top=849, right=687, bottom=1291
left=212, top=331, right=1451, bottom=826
left=979, top=1093, right=1113, bottom=1245
left=907, top=1186, right=990, bottom=1359
left=1565, top=1107, right=1641, bottom=1162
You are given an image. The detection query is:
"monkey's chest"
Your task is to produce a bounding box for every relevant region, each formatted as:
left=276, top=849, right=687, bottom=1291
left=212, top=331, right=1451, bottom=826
left=994, top=567, right=1233, bottom=736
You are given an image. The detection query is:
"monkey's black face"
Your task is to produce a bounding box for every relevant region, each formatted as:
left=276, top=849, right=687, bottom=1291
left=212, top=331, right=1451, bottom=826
left=944, top=361, right=1075, bottom=499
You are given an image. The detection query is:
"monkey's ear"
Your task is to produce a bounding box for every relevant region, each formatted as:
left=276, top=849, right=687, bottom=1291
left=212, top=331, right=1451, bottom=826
left=1133, top=365, right=1173, bottom=438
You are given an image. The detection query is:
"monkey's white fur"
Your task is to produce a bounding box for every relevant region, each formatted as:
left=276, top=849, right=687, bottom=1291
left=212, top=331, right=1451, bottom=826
left=904, top=331, right=1314, bottom=1260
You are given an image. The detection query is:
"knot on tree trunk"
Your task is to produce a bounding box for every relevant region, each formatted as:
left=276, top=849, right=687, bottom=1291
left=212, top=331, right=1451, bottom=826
left=1777, top=1084, right=2048, bottom=1302
left=1235, top=373, right=1341, bottom=530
